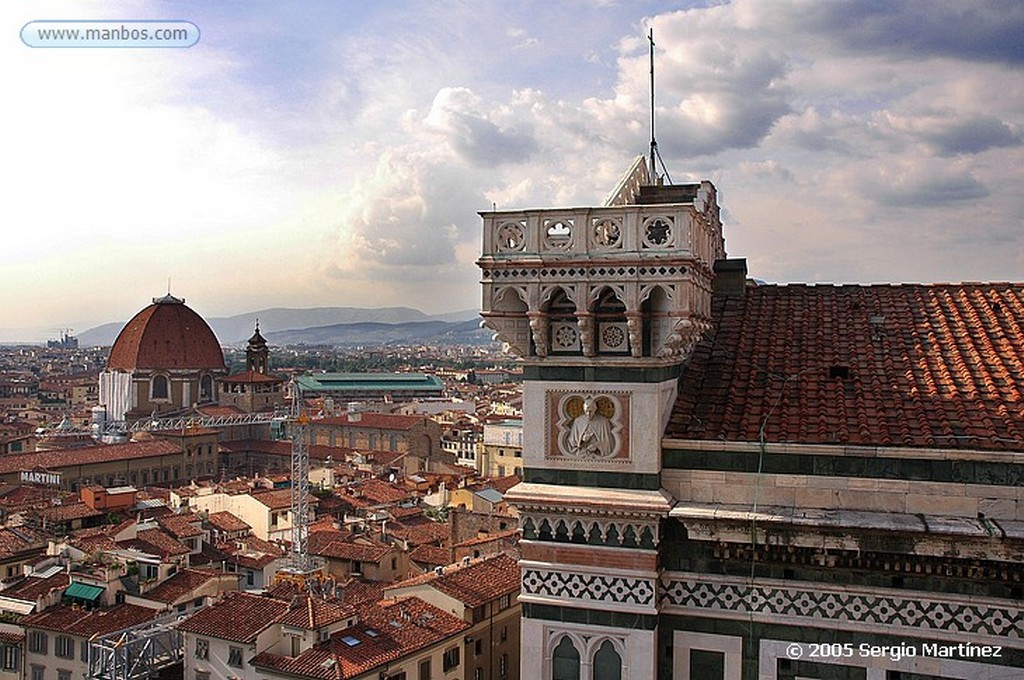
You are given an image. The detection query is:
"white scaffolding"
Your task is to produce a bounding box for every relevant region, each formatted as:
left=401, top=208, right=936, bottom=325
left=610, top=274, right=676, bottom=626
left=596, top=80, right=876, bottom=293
left=87, top=612, right=183, bottom=680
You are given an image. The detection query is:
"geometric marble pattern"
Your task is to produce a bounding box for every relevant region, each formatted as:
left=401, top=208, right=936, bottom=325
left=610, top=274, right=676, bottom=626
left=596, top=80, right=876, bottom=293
left=525, top=568, right=656, bottom=607
left=660, top=575, right=1022, bottom=639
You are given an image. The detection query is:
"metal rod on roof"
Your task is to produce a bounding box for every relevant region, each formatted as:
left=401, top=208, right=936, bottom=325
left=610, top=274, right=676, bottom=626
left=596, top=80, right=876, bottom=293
left=649, top=28, right=657, bottom=182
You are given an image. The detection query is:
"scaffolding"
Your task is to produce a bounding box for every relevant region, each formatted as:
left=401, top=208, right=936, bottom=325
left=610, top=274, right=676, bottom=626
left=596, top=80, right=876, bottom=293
left=87, top=612, right=183, bottom=680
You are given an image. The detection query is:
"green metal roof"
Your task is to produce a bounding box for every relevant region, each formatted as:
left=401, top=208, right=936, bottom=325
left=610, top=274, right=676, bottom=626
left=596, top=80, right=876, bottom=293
left=295, top=373, right=444, bottom=393
left=65, top=581, right=104, bottom=602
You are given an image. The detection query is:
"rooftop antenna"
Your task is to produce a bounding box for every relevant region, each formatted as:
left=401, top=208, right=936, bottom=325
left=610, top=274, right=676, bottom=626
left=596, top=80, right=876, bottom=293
left=648, top=28, right=672, bottom=185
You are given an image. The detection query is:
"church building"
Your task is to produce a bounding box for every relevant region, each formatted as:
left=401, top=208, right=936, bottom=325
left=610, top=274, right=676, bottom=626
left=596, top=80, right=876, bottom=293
left=98, top=294, right=227, bottom=423
left=481, top=157, right=1024, bottom=679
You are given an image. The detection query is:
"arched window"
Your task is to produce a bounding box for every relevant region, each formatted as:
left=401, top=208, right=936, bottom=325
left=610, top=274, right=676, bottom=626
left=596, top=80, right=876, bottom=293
left=594, top=288, right=629, bottom=355
left=151, top=375, right=169, bottom=400
left=546, top=288, right=580, bottom=355
left=200, top=374, right=213, bottom=401
left=552, top=636, right=580, bottom=680
left=593, top=640, right=622, bottom=680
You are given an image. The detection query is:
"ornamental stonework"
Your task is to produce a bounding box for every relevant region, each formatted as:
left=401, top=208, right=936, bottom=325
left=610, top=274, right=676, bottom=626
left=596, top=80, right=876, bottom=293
left=545, top=391, right=630, bottom=461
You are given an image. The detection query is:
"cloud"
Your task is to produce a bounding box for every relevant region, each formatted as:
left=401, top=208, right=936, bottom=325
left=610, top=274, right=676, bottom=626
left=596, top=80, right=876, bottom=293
left=860, top=162, right=990, bottom=208
left=789, top=1, right=1024, bottom=66
left=921, top=116, right=1021, bottom=156
left=420, top=87, right=538, bottom=165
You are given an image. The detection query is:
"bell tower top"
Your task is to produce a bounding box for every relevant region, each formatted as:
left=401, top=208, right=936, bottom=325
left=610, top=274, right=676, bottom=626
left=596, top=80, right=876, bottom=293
left=478, top=156, right=725, bottom=366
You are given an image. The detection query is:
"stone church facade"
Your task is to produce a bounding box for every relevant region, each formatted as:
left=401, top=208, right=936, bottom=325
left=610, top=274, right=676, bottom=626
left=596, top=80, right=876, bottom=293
left=480, top=157, right=1024, bottom=679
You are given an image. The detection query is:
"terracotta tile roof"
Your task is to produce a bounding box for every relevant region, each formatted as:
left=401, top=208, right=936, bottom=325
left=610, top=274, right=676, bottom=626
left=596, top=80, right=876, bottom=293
left=140, top=568, right=233, bottom=604
left=668, top=283, right=1024, bottom=450
left=0, top=440, right=180, bottom=475
left=337, top=579, right=386, bottom=607
left=393, top=553, right=519, bottom=607
left=386, top=518, right=448, bottom=547
left=22, top=603, right=158, bottom=636
left=0, top=629, right=23, bottom=644
left=106, top=299, right=226, bottom=371
left=353, top=479, right=412, bottom=505
left=252, top=489, right=319, bottom=511
left=409, top=544, right=451, bottom=567
left=453, top=528, right=518, bottom=548
left=0, top=572, right=69, bottom=601
left=276, top=595, right=355, bottom=630
left=206, top=510, right=250, bottom=533
left=178, top=591, right=289, bottom=642
left=218, top=535, right=284, bottom=569
left=488, top=475, right=522, bottom=495
left=37, top=502, right=103, bottom=523
left=390, top=505, right=424, bottom=520
left=314, top=540, right=393, bottom=563
left=221, top=370, right=284, bottom=384
left=156, top=513, right=204, bottom=539
left=251, top=597, right=468, bottom=679
left=318, top=412, right=424, bottom=431
left=124, top=528, right=191, bottom=558
left=0, top=527, right=46, bottom=560
left=307, top=529, right=355, bottom=555
left=220, top=439, right=352, bottom=462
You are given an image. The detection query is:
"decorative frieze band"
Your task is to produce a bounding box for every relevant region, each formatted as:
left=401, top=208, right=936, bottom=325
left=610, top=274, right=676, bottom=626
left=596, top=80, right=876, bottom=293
left=521, top=513, right=659, bottom=548
left=523, top=567, right=657, bottom=612
left=660, top=573, right=1023, bottom=643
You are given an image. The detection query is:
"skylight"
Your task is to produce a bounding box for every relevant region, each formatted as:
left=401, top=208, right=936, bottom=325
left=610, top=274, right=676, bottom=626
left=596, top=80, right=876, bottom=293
left=341, top=636, right=361, bottom=647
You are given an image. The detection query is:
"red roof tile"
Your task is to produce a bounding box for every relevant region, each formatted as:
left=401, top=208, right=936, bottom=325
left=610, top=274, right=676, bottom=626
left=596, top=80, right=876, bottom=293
left=0, top=572, right=69, bottom=601
left=668, top=283, right=1024, bottom=451
left=178, top=591, right=289, bottom=642
left=317, top=413, right=424, bottom=431
left=276, top=595, right=354, bottom=630
left=106, top=298, right=225, bottom=371
left=409, top=544, right=450, bottom=567
left=221, top=370, right=284, bottom=384
left=251, top=597, right=468, bottom=679
left=314, top=540, right=393, bottom=563
left=140, top=568, right=233, bottom=604
left=392, top=553, right=519, bottom=607
left=252, top=489, right=318, bottom=510
left=206, top=510, right=250, bottom=533
left=156, top=513, right=204, bottom=538
left=0, top=440, right=180, bottom=475
left=124, top=528, right=191, bottom=558
left=22, top=603, right=158, bottom=636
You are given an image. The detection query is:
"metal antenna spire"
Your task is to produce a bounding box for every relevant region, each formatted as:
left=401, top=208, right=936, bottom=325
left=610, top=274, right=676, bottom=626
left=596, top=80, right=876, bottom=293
left=649, top=28, right=657, bottom=182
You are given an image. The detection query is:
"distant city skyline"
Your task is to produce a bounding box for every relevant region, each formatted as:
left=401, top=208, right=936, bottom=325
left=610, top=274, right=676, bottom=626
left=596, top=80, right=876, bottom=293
left=5, top=1, right=1022, bottom=341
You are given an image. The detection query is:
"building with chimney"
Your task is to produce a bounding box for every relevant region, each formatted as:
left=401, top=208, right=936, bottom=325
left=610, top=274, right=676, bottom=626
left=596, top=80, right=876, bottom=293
left=483, top=157, right=1024, bottom=679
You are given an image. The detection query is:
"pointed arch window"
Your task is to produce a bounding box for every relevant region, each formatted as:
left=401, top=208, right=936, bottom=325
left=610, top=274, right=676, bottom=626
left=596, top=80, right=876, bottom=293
left=546, top=289, right=580, bottom=355
left=552, top=636, right=580, bottom=680
left=593, top=640, right=622, bottom=680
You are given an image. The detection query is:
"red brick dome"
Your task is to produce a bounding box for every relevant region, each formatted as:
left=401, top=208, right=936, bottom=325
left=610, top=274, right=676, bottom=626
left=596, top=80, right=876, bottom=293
left=106, top=295, right=226, bottom=371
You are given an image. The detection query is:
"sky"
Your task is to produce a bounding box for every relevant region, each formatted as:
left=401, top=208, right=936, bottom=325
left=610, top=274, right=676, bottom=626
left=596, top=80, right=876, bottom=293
left=3, top=0, right=1022, bottom=341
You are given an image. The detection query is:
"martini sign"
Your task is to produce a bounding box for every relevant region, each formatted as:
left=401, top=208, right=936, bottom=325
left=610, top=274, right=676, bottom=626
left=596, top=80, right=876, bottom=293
left=20, top=470, right=60, bottom=486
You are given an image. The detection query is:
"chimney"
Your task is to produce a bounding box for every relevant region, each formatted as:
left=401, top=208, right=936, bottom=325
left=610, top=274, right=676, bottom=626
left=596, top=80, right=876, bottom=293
left=713, top=258, right=747, bottom=296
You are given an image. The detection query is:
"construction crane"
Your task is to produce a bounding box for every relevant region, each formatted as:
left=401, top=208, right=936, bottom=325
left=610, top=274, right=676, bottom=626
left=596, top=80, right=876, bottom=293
left=276, top=379, right=325, bottom=584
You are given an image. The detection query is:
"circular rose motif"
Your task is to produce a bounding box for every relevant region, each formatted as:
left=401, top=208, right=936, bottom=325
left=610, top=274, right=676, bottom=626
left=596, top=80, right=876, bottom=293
left=602, top=325, right=625, bottom=348
left=553, top=325, right=578, bottom=348
left=497, top=222, right=525, bottom=251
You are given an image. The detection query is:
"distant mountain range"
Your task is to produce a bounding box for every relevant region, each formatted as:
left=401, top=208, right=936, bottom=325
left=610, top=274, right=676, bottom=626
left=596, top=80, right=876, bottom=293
left=77, top=306, right=483, bottom=347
